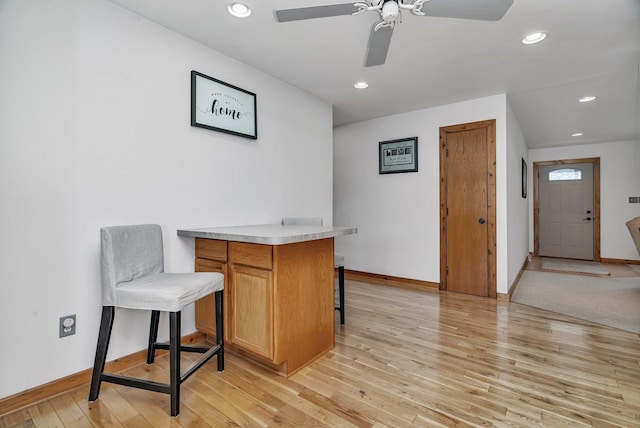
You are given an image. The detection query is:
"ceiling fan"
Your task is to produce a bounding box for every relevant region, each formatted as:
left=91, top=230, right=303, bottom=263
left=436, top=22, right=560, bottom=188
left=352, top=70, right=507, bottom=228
left=274, top=0, right=514, bottom=67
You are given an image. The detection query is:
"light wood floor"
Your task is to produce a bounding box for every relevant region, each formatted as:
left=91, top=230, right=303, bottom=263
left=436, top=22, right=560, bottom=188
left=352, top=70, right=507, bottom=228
left=2, top=278, right=640, bottom=427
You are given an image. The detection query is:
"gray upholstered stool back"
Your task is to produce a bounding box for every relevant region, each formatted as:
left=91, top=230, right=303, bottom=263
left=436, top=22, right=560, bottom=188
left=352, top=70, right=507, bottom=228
left=281, top=217, right=323, bottom=226
left=100, top=224, right=164, bottom=306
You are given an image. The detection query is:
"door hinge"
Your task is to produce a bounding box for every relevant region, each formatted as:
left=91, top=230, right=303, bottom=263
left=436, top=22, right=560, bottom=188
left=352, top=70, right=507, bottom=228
left=446, top=266, right=449, bottom=275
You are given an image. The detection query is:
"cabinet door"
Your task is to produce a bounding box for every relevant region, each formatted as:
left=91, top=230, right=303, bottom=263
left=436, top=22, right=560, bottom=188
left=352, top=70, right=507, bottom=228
left=230, top=264, right=273, bottom=359
left=195, top=258, right=227, bottom=340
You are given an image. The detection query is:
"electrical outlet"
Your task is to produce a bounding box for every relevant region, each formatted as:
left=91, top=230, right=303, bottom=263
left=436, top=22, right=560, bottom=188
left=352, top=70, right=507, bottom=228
left=629, top=197, right=639, bottom=203
left=59, top=314, right=76, bottom=338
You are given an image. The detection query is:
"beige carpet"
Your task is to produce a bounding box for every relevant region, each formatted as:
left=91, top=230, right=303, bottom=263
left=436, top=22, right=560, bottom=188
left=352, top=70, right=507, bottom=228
left=541, top=257, right=610, bottom=275
left=512, top=270, right=640, bottom=333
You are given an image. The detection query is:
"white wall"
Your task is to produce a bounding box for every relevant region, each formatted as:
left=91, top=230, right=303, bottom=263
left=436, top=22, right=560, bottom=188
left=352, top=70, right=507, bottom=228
left=506, top=98, right=530, bottom=288
left=0, top=0, right=333, bottom=399
left=529, top=140, right=640, bottom=261
left=334, top=94, right=513, bottom=293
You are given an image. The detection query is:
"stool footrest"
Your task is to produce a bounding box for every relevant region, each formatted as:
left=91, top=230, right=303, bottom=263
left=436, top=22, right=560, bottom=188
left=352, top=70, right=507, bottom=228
left=99, top=373, right=170, bottom=395
left=181, top=344, right=222, bottom=382
left=97, top=343, right=222, bottom=396
left=153, top=343, right=210, bottom=354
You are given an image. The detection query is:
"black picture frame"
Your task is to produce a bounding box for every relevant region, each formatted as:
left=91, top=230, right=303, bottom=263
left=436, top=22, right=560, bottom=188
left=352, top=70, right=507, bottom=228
left=521, top=157, right=528, bottom=198
left=191, top=70, right=257, bottom=139
left=379, top=137, right=418, bottom=174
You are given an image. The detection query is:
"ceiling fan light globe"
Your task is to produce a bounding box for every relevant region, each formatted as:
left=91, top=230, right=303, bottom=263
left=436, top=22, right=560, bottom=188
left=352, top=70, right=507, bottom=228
left=382, top=1, right=399, bottom=22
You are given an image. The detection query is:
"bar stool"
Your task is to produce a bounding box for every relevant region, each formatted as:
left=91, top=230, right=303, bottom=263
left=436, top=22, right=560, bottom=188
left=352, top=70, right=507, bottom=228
left=89, top=224, right=224, bottom=417
left=281, top=217, right=346, bottom=324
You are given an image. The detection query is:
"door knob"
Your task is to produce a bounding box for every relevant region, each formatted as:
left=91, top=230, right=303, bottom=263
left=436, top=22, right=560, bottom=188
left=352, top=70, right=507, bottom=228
left=479, top=218, right=486, bottom=224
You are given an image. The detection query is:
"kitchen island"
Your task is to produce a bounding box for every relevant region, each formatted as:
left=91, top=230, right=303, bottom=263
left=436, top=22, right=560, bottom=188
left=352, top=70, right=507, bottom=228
left=177, top=224, right=356, bottom=376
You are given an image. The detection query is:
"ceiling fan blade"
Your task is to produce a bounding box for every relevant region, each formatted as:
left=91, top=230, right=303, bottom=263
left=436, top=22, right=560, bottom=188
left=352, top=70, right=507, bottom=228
left=421, top=0, right=514, bottom=21
left=274, top=3, right=359, bottom=22
left=364, top=25, right=394, bottom=67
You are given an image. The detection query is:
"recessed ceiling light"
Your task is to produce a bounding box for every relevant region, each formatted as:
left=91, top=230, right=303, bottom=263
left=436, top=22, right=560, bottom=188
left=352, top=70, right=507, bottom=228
left=579, top=96, right=597, bottom=103
left=354, top=81, right=369, bottom=89
left=228, top=2, right=251, bottom=18
left=571, top=133, right=584, bottom=137
left=521, top=32, right=547, bottom=45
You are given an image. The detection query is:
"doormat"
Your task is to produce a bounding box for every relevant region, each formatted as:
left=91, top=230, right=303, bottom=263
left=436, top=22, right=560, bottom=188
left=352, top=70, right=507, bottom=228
left=512, top=270, right=640, bottom=333
left=541, top=258, right=610, bottom=276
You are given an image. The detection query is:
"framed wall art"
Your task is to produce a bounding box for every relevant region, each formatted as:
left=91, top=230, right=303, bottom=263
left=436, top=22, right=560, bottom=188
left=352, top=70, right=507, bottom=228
left=379, top=137, right=418, bottom=174
left=191, top=70, right=257, bottom=139
left=521, top=157, right=528, bottom=198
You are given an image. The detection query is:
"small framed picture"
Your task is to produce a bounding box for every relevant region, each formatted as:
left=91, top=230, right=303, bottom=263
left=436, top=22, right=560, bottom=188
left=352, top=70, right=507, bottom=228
left=191, top=70, right=257, bottom=139
left=379, top=137, right=418, bottom=174
left=521, top=157, right=528, bottom=198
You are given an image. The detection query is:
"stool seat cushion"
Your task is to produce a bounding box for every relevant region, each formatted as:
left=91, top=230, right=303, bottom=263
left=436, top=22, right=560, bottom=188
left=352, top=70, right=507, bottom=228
left=334, top=253, right=345, bottom=267
left=113, top=272, right=224, bottom=312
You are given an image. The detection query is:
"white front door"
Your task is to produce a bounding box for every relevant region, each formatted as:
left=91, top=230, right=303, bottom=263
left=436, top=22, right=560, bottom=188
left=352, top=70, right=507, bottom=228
left=539, top=162, right=594, bottom=260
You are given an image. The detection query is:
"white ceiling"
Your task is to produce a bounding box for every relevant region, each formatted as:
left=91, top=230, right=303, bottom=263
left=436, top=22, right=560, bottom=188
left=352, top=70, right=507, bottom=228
left=110, top=0, right=640, bottom=148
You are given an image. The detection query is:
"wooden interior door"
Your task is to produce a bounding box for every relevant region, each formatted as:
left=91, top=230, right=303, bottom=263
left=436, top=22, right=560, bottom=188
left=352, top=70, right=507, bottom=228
left=440, top=120, right=496, bottom=297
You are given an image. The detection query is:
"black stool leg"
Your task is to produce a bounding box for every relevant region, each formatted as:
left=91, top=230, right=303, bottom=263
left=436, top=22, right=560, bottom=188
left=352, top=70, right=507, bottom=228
left=89, top=306, right=115, bottom=402
left=215, top=290, right=224, bottom=371
left=337, top=266, right=345, bottom=325
left=147, top=310, right=160, bottom=364
left=169, top=311, right=181, bottom=417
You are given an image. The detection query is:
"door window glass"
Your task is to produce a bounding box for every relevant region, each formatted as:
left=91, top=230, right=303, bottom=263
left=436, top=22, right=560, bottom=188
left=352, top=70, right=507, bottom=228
left=549, top=168, right=582, bottom=181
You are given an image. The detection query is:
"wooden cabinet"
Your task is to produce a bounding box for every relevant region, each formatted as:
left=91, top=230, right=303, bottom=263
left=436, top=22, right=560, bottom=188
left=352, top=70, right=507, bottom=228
left=194, top=236, right=335, bottom=376
left=230, top=264, right=273, bottom=358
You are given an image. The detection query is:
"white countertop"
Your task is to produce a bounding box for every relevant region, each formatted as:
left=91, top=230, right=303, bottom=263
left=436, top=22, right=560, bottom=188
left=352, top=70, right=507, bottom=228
left=177, top=224, right=357, bottom=245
